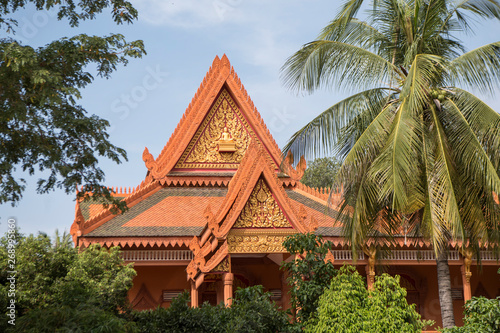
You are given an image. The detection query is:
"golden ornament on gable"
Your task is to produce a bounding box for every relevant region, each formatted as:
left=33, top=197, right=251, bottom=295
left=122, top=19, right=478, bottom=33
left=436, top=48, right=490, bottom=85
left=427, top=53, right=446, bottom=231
left=233, top=179, right=291, bottom=228
left=227, top=234, right=288, bottom=253
left=176, top=90, right=254, bottom=168
left=211, top=257, right=230, bottom=273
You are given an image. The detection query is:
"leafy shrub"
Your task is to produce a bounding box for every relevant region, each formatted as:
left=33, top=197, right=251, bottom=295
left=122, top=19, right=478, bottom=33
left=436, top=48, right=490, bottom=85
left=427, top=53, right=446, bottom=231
left=13, top=303, right=137, bottom=333
left=226, top=285, right=293, bottom=333
left=306, top=265, right=429, bottom=333
left=441, top=296, right=500, bottom=333
left=133, top=286, right=293, bottom=333
left=133, top=292, right=227, bottom=333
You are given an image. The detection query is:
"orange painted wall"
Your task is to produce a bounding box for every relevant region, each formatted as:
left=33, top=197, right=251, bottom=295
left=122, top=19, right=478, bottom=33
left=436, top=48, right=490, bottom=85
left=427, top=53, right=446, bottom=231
left=129, top=265, right=191, bottom=308
left=470, top=265, right=500, bottom=299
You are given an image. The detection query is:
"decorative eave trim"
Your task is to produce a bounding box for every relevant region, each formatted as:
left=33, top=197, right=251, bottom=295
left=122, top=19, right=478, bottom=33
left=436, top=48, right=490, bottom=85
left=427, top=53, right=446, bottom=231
left=78, top=236, right=192, bottom=248
left=158, top=177, right=232, bottom=187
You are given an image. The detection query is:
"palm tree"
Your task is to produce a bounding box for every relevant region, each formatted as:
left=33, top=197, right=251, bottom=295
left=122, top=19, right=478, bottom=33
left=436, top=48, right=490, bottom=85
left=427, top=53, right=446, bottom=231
left=281, top=0, right=500, bottom=328
left=53, top=229, right=74, bottom=249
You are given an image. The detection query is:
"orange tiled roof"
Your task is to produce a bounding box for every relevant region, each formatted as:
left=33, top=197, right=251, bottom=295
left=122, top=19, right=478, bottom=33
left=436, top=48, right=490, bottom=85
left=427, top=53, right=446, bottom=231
left=123, top=196, right=225, bottom=228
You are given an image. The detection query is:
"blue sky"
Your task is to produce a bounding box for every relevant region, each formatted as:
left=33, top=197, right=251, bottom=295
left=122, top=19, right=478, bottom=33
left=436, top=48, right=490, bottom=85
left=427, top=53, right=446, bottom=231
left=2, top=0, right=500, bottom=238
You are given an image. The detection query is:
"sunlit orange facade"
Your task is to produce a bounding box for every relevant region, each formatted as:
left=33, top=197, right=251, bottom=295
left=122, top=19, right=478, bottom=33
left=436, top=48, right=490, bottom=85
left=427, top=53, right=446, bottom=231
left=70, top=55, right=499, bottom=329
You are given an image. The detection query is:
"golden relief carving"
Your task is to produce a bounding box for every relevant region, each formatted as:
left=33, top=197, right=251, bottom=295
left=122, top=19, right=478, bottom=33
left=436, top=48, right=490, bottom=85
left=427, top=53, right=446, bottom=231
left=211, top=257, right=230, bottom=272
left=234, top=179, right=291, bottom=228
left=176, top=90, right=253, bottom=168
left=227, top=234, right=288, bottom=253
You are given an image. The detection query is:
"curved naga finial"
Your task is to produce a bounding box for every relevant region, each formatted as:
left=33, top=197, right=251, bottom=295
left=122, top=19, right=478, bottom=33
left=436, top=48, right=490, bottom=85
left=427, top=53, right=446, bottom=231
left=283, top=152, right=307, bottom=181
left=142, top=147, right=160, bottom=179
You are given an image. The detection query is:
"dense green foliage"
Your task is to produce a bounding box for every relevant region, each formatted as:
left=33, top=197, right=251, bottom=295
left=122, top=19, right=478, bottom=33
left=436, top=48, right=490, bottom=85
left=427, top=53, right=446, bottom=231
left=441, top=296, right=500, bottom=333
left=133, top=292, right=227, bottom=333
left=300, top=157, right=341, bottom=189
left=0, top=232, right=136, bottom=332
left=133, top=286, right=293, bottom=333
left=281, top=233, right=337, bottom=324
left=306, top=265, right=429, bottom=333
left=0, top=0, right=145, bottom=209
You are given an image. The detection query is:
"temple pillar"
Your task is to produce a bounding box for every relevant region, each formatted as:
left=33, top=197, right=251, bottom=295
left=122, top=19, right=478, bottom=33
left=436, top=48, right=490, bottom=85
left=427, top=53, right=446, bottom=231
left=223, top=272, right=234, bottom=307
left=460, top=249, right=473, bottom=302
left=191, top=280, right=199, bottom=308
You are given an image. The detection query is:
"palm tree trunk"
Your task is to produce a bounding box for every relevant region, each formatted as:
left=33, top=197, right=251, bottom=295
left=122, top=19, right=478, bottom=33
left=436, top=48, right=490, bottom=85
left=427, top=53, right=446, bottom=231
left=436, top=250, right=456, bottom=328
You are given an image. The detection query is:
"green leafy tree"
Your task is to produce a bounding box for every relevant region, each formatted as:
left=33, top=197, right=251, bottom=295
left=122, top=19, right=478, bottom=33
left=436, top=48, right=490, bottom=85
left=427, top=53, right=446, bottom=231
left=281, top=0, right=500, bottom=327
left=441, top=296, right=500, bottom=333
left=301, top=157, right=341, bottom=189
left=281, top=233, right=337, bottom=324
left=0, top=0, right=146, bottom=210
left=307, top=265, right=430, bottom=333
left=0, top=232, right=136, bottom=332
left=226, top=285, right=293, bottom=333
left=53, top=244, right=136, bottom=313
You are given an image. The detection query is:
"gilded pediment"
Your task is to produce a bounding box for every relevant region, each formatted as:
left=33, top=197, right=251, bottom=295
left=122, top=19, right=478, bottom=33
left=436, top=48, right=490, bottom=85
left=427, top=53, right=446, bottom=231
left=233, top=178, right=292, bottom=229
left=175, top=89, right=254, bottom=169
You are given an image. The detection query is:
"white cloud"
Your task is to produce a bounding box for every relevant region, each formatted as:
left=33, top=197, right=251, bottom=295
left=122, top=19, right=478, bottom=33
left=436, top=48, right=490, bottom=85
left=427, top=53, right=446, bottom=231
left=134, top=0, right=247, bottom=28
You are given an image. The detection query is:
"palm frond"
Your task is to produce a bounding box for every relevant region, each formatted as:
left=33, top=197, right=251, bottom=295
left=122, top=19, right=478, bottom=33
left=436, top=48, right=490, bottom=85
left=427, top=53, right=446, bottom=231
left=448, top=42, right=500, bottom=93
left=335, top=0, right=369, bottom=30
left=334, top=99, right=398, bottom=198
left=441, top=0, right=500, bottom=34
left=451, top=88, right=500, bottom=169
left=281, top=40, right=403, bottom=94
left=369, top=98, right=425, bottom=213
left=319, top=18, right=388, bottom=54
left=444, top=97, right=500, bottom=195
left=428, top=103, right=464, bottom=245
left=401, top=53, right=445, bottom=110
left=282, top=88, right=395, bottom=159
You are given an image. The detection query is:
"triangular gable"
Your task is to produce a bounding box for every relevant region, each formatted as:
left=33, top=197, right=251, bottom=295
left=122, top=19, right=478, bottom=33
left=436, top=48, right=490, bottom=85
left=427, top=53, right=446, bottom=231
left=142, top=55, right=283, bottom=179
left=203, top=140, right=311, bottom=237
left=187, top=140, right=318, bottom=283
left=232, top=178, right=292, bottom=229
left=174, top=88, right=253, bottom=170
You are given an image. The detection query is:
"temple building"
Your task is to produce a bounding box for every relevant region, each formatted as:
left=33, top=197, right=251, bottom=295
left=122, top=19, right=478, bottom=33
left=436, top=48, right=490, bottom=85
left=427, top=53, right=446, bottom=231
left=70, top=55, right=499, bottom=328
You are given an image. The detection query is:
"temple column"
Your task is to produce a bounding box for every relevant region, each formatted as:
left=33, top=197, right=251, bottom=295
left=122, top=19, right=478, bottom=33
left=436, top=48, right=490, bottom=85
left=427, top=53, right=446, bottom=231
left=281, top=271, right=291, bottom=311
left=190, top=280, right=199, bottom=308
left=223, top=272, right=234, bottom=307
left=460, top=249, right=473, bottom=302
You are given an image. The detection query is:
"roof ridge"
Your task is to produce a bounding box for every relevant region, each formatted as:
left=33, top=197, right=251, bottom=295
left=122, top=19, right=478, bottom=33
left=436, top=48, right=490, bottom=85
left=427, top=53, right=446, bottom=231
left=77, top=185, right=138, bottom=196
left=152, top=55, right=230, bottom=174
left=227, top=65, right=283, bottom=159
left=295, top=182, right=337, bottom=201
